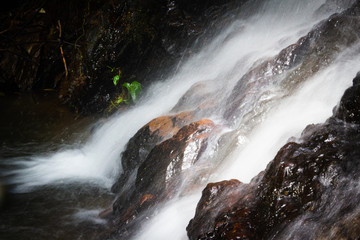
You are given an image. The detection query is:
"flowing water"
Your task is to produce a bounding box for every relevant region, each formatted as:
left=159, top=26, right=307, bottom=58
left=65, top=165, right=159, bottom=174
left=1, top=0, right=359, bottom=239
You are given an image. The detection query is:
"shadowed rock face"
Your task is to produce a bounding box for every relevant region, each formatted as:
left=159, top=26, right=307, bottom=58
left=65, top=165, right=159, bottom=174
left=187, top=73, right=360, bottom=240
left=135, top=119, right=215, bottom=195
left=334, top=73, right=360, bottom=124
left=111, top=111, right=193, bottom=193
left=186, top=179, right=257, bottom=240
left=0, top=0, right=248, bottom=114
left=108, top=117, right=216, bottom=238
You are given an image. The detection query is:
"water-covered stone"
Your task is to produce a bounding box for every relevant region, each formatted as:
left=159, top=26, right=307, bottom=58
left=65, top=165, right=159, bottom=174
left=135, top=119, right=216, bottom=196
left=109, top=118, right=216, bottom=238
left=111, top=111, right=193, bottom=193
left=187, top=74, right=360, bottom=239
left=224, top=0, right=360, bottom=126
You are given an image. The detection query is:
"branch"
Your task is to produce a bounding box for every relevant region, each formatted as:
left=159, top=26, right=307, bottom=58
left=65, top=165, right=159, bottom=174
left=57, top=19, right=68, bottom=79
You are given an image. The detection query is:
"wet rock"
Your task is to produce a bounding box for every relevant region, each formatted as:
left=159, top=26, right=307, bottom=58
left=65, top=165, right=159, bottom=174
left=110, top=118, right=216, bottom=238
left=187, top=179, right=248, bottom=239
left=224, top=0, right=360, bottom=125
left=135, top=119, right=216, bottom=196
left=111, top=111, right=193, bottom=193
left=0, top=0, right=249, bottom=114
left=315, top=0, right=356, bottom=15
left=67, top=0, right=249, bottom=114
left=334, top=72, right=360, bottom=124
left=187, top=74, right=360, bottom=239
left=171, top=80, right=221, bottom=114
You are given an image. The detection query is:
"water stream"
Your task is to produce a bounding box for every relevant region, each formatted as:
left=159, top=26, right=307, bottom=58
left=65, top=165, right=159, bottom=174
left=1, top=0, right=359, bottom=239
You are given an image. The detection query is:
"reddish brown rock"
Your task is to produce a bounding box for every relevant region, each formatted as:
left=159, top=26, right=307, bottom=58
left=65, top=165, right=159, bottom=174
left=111, top=111, right=193, bottom=193
left=187, top=179, right=245, bottom=239
left=110, top=118, right=217, bottom=238
left=135, top=118, right=216, bottom=197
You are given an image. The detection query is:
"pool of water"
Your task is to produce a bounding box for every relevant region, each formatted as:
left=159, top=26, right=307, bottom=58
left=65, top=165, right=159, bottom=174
left=0, top=92, right=114, bottom=240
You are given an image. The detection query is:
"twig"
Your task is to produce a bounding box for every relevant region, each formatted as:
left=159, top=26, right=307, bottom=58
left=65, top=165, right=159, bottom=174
left=57, top=19, right=68, bottom=78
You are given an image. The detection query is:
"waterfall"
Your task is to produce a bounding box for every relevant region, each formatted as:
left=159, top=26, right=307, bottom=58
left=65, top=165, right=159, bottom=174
left=1, top=0, right=359, bottom=239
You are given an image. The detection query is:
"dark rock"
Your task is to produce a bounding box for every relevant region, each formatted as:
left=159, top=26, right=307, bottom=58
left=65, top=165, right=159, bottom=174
left=187, top=179, right=248, bottom=239
left=334, top=76, right=360, bottom=124
left=135, top=118, right=216, bottom=196
left=111, top=111, right=193, bottom=193
left=0, top=0, right=249, bottom=114
left=0, top=1, right=106, bottom=92
left=187, top=74, right=360, bottom=239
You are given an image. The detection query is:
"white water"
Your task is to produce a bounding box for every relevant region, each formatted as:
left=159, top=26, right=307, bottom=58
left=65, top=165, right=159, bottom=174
left=134, top=1, right=359, bottom=240
left=7, top=0, right=331, bottom=192
left=4, top=0, right=359, bottom=239
left=217, top=46, right=360, bottom=183
left=134, top=46, right=360, bottom=240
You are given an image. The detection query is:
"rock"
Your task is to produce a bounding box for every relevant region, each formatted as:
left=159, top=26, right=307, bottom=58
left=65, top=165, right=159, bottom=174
left=187, top=74, right=360, bottom=239
left=0, top=0, right=249, bottom=114
left=110, top=118, right=216, bottom=238
left=171, top=80, right=221, bottom=114
left=224, top=0, right=360, bottom=125
left=334, top=72, right=360, bottom=124
left=187, top=179, right=246, bottom=239
left=66, top=0, right=249, bottom=114
left=135, top=119, right=216, bottom=196
left=111, top=111, right=193, bottom=193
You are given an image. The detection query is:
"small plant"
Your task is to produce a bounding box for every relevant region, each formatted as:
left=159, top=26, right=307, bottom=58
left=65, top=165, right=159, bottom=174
left=122, top=81, right=142, bottom=103
left=107, top=66, right=122, bottom=86
left=108, top=66, right=142, bottom=107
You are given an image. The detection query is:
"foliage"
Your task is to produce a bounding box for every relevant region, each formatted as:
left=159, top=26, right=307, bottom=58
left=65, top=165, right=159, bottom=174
left=107, top=66, right=122, bottom=86
left=122, top=81, right=142, bottom=103
left=108, top=66, right=142, bottom=108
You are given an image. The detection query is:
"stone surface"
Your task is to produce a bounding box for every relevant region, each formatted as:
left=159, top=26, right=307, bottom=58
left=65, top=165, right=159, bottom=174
left=334, top=72, right=360, bottom=124
left=109, top=118, right=216, bottom=238
left=135, top=118, right=216, bottom=196
left=224, top=1, right=360, bottom=125
left=111, top=111, right=193, bottom=193
left=0, top=0, right=249, bottom=114
left=187, top=75, right=360, bottom=239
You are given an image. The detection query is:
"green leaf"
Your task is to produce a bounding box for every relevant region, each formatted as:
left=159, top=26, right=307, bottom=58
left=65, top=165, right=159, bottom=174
left=113, top=75, right=120, bottom=86
left=122, top=82, right=130, bottom=89
left=122, top=81, right=142, bottom=103
left=115, top=96, right=123, bottom=104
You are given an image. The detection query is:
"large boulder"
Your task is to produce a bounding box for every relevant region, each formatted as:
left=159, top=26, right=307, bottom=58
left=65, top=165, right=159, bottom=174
left=111, top=111, right=193, bottom=193
left=187, top=73, right=360, bottom=239
left=108, top=118, right=217, bottom=238
left=135, top=118, right=216, bottom=196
